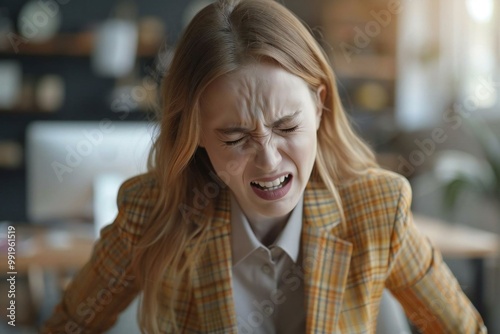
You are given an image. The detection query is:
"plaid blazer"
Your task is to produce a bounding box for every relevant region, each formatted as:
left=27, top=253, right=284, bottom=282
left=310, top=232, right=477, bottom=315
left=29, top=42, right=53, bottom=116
left=41, top=168, right=486, bottom=333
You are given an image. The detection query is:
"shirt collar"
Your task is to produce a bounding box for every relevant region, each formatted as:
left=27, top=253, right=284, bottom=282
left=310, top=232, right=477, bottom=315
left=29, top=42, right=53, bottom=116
left=230, top=193, right=304, bottom=266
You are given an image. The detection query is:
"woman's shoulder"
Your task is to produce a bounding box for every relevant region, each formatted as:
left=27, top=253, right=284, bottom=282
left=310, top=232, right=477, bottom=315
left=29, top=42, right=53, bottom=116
left=337, top=168, right=412, bottom=213
left=117, top=172, right=159, bottom=205
left=114, top=172, right=160, bottom=241
left=339, top=168, right=410, bottom=195
left=333, top=169, right=413, bottom=246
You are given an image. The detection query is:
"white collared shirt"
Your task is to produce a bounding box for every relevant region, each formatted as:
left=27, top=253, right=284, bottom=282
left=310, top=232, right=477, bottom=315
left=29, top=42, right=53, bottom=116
left=231, top=194, right=306, bottom=334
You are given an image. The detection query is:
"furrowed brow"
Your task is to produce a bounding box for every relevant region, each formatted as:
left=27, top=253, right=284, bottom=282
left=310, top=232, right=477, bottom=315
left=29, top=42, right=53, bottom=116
left=270, top=110, right=302, bottom=127
left=216, top=126, right=249, bottom=136
left=216, top=110, right=302, bottom=135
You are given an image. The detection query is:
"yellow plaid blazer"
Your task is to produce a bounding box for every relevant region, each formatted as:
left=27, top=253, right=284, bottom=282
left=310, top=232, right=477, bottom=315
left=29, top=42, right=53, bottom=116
left=42, top=168, right=486, bottom=333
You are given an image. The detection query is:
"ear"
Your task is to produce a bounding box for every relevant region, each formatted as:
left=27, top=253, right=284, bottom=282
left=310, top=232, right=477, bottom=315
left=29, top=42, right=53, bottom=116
left=315, top=84, right=326, bottom=130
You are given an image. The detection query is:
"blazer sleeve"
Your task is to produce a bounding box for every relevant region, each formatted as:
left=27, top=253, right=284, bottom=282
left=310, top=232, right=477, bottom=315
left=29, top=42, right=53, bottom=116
left=385, top=178, right=487, bottom=334
left=40, top=175, right=155, bottom=334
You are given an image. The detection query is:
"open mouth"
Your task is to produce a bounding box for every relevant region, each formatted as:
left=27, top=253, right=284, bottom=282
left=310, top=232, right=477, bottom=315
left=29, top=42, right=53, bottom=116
left=250, top=174, right=291, bottom=192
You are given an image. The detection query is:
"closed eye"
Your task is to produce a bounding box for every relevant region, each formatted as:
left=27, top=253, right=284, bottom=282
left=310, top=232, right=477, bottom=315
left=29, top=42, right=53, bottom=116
left=279, top=125, right=299, bottom=133
left=224, top=137, right=246, bottom=146
left=223, top=125, right=298, bottom=146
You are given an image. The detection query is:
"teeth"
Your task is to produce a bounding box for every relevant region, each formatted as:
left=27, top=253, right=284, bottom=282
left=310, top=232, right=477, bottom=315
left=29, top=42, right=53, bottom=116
left=251, top=174, right=289, bottom=189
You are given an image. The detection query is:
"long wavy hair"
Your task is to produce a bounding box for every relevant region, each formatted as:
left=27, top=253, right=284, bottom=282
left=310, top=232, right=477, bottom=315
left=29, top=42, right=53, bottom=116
left=132, top=0, right=378, bottom=332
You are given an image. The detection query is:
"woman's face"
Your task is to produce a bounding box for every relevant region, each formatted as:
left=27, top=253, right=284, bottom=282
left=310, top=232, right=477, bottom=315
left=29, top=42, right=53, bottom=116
left=199, top=62, right=323, bottom=225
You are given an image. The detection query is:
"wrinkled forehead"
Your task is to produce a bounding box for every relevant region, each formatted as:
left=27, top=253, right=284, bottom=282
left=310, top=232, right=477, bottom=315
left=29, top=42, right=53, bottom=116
left=199, top=63, right=314, bottom=126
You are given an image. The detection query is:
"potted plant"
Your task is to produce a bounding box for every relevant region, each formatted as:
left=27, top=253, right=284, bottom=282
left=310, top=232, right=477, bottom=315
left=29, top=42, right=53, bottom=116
left=440, top=119, right=500, bottom=228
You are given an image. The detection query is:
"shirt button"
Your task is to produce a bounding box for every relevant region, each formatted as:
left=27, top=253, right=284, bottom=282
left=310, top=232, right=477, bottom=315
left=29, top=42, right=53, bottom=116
left=263, top=305, right=274, bottom=316
left=261, top=264, right=271, bottom=275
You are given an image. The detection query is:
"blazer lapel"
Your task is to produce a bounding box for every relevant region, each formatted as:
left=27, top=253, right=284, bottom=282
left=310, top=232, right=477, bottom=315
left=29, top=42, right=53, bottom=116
left=302, top=180, right=353, bottom=333
left=190, top=188, right=238, bottom=333
left=188, top=180, right=353, bottom=333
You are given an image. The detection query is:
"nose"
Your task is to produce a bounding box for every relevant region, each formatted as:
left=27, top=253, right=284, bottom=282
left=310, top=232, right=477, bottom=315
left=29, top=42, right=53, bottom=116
left=253, top=138, right=282, bottom=172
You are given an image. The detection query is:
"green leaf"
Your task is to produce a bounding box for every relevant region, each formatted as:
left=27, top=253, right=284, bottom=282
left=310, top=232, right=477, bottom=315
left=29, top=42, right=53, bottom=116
left=442, top=177, right=469, bottom=210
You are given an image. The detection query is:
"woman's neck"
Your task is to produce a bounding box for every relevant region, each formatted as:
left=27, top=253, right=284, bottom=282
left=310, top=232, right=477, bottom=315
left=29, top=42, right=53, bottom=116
left=247, top=213, right=291, bottom=248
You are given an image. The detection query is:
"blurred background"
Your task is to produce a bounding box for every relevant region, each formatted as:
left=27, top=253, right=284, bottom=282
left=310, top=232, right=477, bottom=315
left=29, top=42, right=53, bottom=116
left=0, top=0, right=499, bottom=332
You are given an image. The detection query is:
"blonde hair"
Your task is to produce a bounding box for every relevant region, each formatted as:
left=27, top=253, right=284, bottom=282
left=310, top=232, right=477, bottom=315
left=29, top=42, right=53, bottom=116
left=133, top=0, right=377, bottom=332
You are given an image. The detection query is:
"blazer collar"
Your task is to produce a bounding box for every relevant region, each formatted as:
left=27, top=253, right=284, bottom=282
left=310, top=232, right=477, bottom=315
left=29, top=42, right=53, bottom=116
left=205, top=179, right=343, bottom=229
left=301, top=179, right=353, bottom=332
left=190, top=187, right=236, bottom=332
left=190, top=179, right=353, bottom=333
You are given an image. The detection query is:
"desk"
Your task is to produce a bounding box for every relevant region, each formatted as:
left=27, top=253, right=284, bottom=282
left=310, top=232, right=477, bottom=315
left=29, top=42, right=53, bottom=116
left=414, top=214, right=500, bottom=259
left=0, top=223, right=95, bottom=325
left=0, top=223, right=95, bottom=273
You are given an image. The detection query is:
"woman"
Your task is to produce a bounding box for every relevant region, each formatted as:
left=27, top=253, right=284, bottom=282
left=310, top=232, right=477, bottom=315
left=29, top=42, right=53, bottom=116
left=42, top=0, right=486, bottom=333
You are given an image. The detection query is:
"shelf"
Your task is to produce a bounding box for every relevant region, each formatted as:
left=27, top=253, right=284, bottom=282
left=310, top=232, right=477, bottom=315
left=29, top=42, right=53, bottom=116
left=0, top=109, right=56, bottom=121
left=330, top=52, right=396, bottom=81
left=0, top=32, right=161, bottom=57
left=0, top=109, right=153, bottom=122
left=0, top=107, right=54, bottom=114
